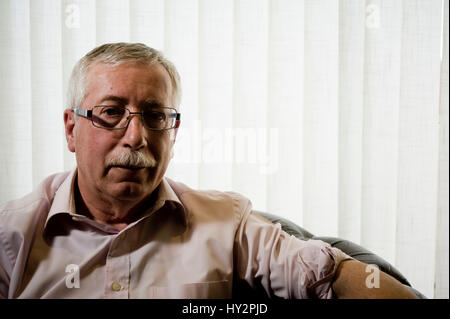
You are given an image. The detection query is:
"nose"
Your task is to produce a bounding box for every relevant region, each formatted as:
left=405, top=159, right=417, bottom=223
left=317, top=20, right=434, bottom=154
left=121, top=113, right=148, bottom=150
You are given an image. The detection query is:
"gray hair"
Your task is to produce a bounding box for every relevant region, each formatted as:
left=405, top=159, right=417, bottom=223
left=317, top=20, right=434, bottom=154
left=67, top=42, right=181, bottom=110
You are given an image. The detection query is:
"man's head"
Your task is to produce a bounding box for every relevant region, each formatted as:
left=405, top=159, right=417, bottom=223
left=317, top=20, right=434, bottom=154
left=67, top=42, right=181, bottom=111
left=64, top=43, right=181, bottom=211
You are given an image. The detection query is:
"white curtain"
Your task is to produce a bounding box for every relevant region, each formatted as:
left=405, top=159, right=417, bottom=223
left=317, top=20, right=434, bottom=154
left=0, top=0, right=447, bottom=298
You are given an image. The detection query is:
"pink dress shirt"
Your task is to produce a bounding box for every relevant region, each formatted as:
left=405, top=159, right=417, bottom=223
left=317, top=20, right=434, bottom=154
left=0, top=170, right=351, bottom=299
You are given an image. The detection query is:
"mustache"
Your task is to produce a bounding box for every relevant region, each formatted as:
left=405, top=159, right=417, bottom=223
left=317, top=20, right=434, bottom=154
left=106, top=151, right=157, bottom=168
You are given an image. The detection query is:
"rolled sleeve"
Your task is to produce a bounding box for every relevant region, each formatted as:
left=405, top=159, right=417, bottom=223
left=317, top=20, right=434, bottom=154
left=294, top=240, right=351, bottom=298
left=235, top=211, right=352, bottom=299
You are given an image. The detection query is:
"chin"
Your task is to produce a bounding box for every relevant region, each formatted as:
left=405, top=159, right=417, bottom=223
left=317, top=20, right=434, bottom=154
left=104, top=168, right=162, bottom=201
left=108, top=182, right=149, bottom=201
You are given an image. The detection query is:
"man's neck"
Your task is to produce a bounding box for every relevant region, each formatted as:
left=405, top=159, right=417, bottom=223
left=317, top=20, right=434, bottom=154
left=73, top=177, right=158, bottom=231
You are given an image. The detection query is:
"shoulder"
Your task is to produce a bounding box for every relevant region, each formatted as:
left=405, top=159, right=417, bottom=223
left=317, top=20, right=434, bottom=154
left=0, top=171, right=70, bottom=218
left=166, top=178, right=253, bottom=225
left=0, top=171, right=71, bottom=296
left=0, top=171, right=71, bottom=246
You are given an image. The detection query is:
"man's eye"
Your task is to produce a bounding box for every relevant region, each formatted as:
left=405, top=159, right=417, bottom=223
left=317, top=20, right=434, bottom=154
left=102, top=107, right=125, bottom=116
left=147, top=111, right=165, bottom=121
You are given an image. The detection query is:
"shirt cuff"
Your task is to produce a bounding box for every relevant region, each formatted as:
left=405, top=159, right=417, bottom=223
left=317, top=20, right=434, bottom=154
left=296, top=240, right=353, bottom=299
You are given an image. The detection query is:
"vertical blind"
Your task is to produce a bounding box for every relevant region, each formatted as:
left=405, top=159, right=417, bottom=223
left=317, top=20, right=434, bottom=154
left=0, top=0, right=448, bottom=298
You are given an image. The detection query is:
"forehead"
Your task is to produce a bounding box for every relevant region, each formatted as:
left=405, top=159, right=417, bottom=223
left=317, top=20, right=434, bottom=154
left=84, top=61, right=173, bottom=106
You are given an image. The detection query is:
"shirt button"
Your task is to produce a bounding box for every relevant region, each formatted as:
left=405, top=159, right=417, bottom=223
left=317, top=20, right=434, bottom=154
left=111, top=282, right=121, bottom=292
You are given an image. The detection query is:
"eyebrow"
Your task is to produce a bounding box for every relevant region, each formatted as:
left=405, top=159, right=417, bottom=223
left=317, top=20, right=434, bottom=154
left=99, top=95, right=128, bottom=105
left=99, top=96, right=165, bottom=108
left=141, top=99, right=165, bottom=108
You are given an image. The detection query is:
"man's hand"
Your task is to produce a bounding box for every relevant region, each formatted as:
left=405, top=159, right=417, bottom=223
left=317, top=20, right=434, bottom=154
left=332, top=260, right=419, bottom=299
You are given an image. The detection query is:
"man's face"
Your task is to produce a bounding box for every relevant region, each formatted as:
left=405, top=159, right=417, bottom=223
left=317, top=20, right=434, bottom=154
left=64, top=61, right=177, bottom=204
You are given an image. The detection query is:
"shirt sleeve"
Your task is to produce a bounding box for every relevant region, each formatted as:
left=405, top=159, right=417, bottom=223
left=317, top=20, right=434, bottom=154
left=234, top=210, right=352, bottom=299
left=0, top=228, right=12, bottom=299
left=0, top=266, right=8, bottom=299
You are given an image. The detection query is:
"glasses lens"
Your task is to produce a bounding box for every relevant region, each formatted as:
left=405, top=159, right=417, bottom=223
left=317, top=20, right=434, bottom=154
left=92, top=106, right=128, bottom=129
left=143, top=108, right=176, bottom=129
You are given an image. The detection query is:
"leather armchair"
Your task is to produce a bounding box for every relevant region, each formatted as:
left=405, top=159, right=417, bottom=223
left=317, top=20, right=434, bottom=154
left=253, top=210, right=426, bottom=299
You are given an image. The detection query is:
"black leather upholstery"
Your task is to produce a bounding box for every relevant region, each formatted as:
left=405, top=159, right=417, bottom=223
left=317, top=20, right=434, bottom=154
left=254, top=211, right=426, bottom=299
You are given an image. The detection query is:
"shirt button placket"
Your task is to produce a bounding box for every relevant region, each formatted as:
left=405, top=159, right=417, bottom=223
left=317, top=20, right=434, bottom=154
left=105, top=234, right=130, bottom=298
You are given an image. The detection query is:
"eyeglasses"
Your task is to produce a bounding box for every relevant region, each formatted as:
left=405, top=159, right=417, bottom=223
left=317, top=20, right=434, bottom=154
left=72, top=105, right=181, bottom=130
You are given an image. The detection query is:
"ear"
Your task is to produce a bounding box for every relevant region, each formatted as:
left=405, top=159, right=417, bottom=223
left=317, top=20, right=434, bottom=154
left=64, top=109, right=76, bottom=153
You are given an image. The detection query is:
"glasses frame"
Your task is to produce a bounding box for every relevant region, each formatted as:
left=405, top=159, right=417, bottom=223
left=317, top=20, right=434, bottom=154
left=72, top=106, right=181, bottom=131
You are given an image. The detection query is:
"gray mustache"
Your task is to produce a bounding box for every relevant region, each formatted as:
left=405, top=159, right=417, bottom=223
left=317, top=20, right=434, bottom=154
left=106, top=151, right=157, bottom=168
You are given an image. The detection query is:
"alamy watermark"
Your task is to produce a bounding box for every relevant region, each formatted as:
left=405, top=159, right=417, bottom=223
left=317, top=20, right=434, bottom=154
left=172, top=121, right=279, bottom=175
left=65, top=264, right=80, bottom=288
left=366, top=4, right=381, bottom=29
left=365, top=264, right=380, bottom=289
left=65, top=3, right=80, bottom=29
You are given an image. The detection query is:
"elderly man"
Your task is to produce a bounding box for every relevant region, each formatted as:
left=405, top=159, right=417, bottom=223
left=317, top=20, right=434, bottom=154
left=0, top=43, right=417, bottom=299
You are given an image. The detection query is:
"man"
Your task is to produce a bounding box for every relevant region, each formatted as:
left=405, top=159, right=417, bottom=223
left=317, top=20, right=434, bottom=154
left=0, top=43, right=417, bottom=299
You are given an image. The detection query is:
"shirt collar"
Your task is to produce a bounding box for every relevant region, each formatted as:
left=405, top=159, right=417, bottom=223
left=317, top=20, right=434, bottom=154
left=151, top=176, right=187, bottom=227
left=44, top=169, right=187, bottom=231
left=44, top=169, right=77, bottom=229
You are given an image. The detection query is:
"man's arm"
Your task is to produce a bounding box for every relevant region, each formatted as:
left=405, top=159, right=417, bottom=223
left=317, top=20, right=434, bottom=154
left=332, top=259, right=419, bottom=299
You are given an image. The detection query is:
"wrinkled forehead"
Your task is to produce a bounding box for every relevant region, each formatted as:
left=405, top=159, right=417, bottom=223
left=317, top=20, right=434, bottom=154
left=84, top=61, right=175, bottom=107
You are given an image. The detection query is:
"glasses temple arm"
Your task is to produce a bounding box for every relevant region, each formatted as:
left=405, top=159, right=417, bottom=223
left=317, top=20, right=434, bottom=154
left=72, top=108, right=92, bottom=118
